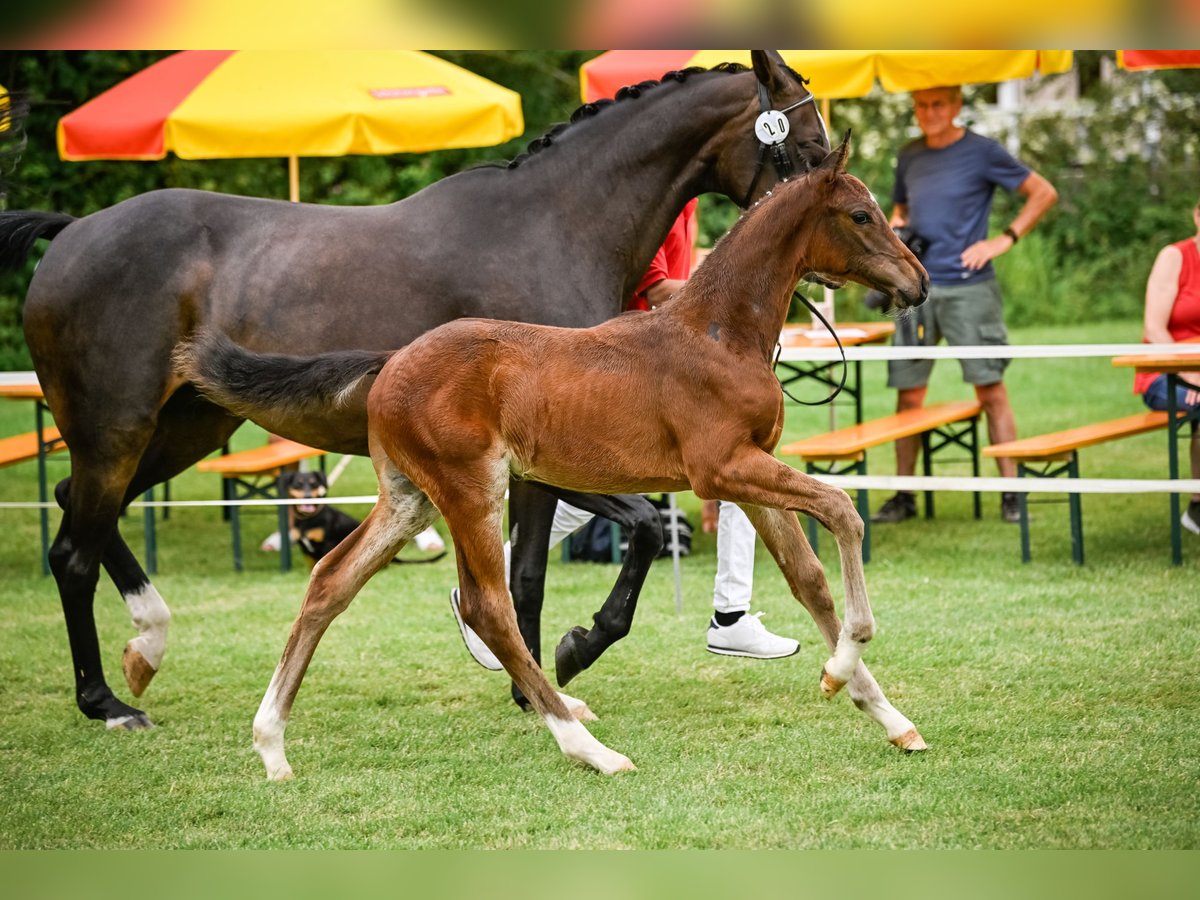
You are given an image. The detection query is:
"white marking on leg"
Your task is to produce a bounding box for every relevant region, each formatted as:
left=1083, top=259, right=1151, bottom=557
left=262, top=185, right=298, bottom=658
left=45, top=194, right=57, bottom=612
left=123, top=583, right=170, bottom=670
left=544, top=715, right=634, bottom=775
left=825, top=632, right=863, bottom=685
left=253, top=669, right=293, bottom=781
left=556, top=691, right=597, bottom=722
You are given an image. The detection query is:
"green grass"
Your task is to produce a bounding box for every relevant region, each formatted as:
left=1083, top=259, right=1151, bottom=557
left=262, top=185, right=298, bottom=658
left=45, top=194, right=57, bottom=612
left=0, top=319, right=1197, bottom=849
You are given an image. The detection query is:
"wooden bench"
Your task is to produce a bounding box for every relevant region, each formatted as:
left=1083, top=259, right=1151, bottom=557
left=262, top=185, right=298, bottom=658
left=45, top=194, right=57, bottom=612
left=197, top=440, right=327, bottom=572
left=778, top=400, right=983, bottom=562
left=983, top=411, right=1174, bottom=565
left=0, top=426, right=65, bottom=468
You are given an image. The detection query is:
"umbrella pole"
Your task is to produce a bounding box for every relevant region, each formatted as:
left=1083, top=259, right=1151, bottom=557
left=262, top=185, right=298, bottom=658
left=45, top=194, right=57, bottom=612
left=288, top=155, right=300, bottom=203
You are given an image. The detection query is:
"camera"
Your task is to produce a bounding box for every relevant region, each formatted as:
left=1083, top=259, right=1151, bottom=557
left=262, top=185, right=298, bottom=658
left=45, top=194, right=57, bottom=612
left=864, top=226, right=927, bottom=313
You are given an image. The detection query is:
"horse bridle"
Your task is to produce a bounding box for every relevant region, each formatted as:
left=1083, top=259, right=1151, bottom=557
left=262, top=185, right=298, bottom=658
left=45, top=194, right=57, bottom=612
left=738, top=86, right=819, bottom=209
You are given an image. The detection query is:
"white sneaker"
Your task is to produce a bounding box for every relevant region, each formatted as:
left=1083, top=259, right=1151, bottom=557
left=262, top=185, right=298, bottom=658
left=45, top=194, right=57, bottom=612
left=414, top=526, right=446, bottom=553
left=706, top=612, right=799, bottom=659
left=1183, top=501, right=1200, bottom=537
left=449, top=588, right=503, bottom=671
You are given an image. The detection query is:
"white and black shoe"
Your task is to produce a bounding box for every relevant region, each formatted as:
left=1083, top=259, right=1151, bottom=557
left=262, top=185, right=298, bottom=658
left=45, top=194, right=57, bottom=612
left=449, top=588, right=503, bottom=670
left=706, top=612, right=799, bottom=659
left=1183, top=500, right=1200, bottom=537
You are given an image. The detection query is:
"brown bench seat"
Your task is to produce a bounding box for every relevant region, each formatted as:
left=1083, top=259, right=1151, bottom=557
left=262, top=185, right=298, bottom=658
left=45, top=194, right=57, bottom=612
left=983, top=411, right=1176, bottom=565
left=779, top=400, right=983, bottom=562
left=198, top=440, right=327, bottom=572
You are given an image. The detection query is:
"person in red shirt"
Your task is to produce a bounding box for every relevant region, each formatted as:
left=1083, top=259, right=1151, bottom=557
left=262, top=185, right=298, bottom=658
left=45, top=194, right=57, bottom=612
left=629, top=198, right=698, bottom=310
left=1137, top=197, right=1200, bottom=534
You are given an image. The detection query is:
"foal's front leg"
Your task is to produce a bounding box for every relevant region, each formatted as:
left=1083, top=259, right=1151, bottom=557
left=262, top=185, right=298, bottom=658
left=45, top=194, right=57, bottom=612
left=740, top=504, right=925, bottom=751
left=694, top=448, right=876, bottom=698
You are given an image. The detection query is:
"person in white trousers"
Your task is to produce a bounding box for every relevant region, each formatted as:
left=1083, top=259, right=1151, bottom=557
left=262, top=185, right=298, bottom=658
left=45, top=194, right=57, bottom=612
left=450, top=497, right=798, bottom=670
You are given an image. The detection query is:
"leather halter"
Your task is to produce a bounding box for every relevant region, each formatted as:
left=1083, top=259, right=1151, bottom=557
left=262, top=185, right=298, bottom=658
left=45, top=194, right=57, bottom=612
left=739, top=85, right=818, bottom=209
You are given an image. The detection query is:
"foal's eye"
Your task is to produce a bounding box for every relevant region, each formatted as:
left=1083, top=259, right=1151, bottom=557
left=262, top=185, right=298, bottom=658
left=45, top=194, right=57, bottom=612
left=850, top=211, right=871, bottom=225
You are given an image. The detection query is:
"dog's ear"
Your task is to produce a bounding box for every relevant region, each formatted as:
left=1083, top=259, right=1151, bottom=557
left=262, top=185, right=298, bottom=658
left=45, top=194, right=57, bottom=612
left=313, top=471, right=329, bottom=489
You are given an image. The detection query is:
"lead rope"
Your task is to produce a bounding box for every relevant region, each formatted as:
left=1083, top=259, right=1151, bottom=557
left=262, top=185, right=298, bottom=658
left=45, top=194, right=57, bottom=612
left=774, top=288, right=847, bottom=406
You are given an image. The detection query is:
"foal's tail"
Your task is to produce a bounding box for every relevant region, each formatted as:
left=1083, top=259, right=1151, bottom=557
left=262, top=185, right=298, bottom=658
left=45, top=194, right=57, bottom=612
left=174, top=331, right=393, bottom=424
left=0, top=211, right=76, bottom=272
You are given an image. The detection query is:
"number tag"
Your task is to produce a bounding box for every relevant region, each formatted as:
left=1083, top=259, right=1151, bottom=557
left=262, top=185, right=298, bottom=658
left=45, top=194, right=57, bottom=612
left=754, top=110, right=790, bottom=145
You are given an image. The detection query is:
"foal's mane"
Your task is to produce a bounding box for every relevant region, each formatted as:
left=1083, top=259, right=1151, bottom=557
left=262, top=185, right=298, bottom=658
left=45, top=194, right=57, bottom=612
left=495, top=61, right=809, bottom=171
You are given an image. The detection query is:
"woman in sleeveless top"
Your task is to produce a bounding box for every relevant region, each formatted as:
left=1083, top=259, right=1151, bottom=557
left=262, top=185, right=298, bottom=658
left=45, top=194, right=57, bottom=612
left=1137, top=197, right=1200, bottom=534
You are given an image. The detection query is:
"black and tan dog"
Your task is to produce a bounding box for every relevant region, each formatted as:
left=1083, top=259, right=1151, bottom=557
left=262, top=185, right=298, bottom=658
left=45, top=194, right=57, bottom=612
left=283, top=470, right=447, bottom=567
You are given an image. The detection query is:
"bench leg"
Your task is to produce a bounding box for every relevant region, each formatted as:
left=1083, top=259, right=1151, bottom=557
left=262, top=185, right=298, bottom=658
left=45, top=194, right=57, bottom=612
left=858, top=458, right=871, bottom=566
left=36, top=403, right=51, bottom=577
left=971, top=416, right=982, bottom=520
left=805, top=463, right=820, bottom=554
left=1067, top=454, right=1084, bottom=566
left=1018, top=465, right=1032, bottom=563
left=277, top=474, right=292, bottom=573
left=1166, top=374, right=1183, bottom=566
left=230, top=501, right=243, bottom=573
left=921, top=432, right=934, bottom=519
left=142, top=487, right=157, bottom=576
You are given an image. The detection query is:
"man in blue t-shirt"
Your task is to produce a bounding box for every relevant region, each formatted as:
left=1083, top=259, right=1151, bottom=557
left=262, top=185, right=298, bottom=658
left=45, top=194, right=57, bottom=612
left=873, top=85, right=1058, bottom=525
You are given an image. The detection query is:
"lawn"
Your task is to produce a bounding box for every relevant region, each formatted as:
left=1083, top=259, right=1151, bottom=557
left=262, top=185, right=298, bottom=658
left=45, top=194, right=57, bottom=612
left=0, top=318, right=1196, bottom=849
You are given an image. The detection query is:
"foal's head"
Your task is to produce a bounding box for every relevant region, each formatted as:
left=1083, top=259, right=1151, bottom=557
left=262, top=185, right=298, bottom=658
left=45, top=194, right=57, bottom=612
left=800, top=138, right=929, bottom=311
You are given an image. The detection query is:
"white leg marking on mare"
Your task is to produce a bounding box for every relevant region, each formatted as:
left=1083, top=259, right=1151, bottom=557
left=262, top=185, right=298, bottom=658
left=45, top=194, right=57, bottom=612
left=544, top=715, right=635, bottom=775
left=124, top=583, right=170, bottom=670
left=253, top=669, right=293, bottom=781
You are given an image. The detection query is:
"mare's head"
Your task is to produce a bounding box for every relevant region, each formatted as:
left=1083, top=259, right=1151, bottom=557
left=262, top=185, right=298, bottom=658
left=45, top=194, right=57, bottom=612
left=799, top=137, right=929, bottom=311
left=709, top=50, right=832, bottom=206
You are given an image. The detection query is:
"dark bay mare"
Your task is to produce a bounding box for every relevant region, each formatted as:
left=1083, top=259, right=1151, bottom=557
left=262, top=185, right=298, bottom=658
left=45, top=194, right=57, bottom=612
left=0, top=52, right=831, bottom=731
left=179, top=139, right=930, bottom=777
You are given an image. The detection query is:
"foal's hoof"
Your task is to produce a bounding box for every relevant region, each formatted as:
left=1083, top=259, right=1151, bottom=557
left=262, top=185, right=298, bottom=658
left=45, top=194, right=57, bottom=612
left=819, top=666, right=847, bottom=699
left=557, top=691, right=598, bottom=722
left=554, top=626, right=590, bottom=687
left=122, top=644, right=157, bottom=698
left=889, top=729, right=928, bottom=752
left=266, top=764, right=295, bottom=782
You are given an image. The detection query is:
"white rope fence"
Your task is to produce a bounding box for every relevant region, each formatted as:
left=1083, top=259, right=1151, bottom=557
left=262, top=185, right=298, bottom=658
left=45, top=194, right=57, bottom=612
left=778, top=341, right=1200, bottom=362
left=2, top=475, right=1198, bottom=512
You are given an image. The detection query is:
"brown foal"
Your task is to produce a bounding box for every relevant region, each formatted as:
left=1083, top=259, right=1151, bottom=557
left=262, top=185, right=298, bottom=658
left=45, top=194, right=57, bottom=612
left=184, top=138, right=930, bottom=778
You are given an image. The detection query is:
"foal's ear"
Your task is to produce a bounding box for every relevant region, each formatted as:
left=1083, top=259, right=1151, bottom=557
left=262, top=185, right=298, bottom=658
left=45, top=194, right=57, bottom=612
left=818, top=130, right=853, bottom=179
left=751, top=50, right=789, bottom=92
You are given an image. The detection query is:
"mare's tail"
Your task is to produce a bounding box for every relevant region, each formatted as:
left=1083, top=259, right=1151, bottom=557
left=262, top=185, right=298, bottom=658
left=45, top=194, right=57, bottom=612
left=174, top=331, right=393, bottom=426
left=0, top=211, right=76, bottom=271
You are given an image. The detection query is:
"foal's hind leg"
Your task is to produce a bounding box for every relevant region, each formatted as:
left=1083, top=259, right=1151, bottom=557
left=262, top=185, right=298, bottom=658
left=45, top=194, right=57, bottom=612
left=440, top=484, right=633, bottom=775
left=739, top=505, right=925, bottom=751
left=253, top=457, right=438, bottom=781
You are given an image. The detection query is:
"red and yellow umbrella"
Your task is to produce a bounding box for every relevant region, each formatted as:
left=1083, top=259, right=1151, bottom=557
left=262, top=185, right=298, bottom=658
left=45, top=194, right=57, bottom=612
left=58, top=50, right=523, bottom=200
left=1118, top=50, right=1200, bottom=70
left=582, top=50, right=1074, bottom=102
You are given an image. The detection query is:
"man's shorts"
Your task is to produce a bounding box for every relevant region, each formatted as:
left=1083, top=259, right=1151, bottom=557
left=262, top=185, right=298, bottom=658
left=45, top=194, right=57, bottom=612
left=887, top=276, right=1010, bottom=390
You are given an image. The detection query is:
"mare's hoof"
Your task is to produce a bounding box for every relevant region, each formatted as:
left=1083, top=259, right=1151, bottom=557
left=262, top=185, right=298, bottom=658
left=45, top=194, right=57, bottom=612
left=890, top=729, right=928, bottom=752
left=122, top=645, right=157, bottom=697
left=266, top=765, right=295, bottom=782
left=554, top=626, right=590, bottom=687
left=819, top=666, right=846, bottom=699
left=105, top=711, right=155, bottom=731
left=511, top=683, right=532, bottom=712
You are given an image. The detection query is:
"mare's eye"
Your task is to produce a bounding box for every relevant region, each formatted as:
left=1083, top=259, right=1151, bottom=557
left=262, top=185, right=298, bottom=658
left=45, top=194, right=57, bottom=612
left=851, top=211, right=871, bottom=225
